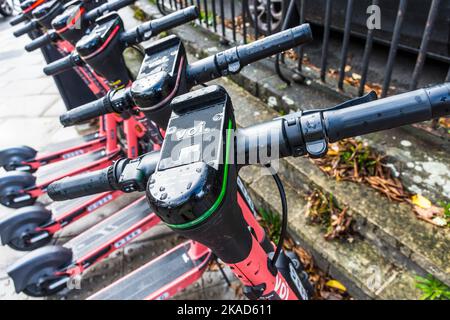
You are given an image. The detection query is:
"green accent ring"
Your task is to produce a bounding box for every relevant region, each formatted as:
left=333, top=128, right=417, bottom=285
left=166, top=119, right=233, bottom=229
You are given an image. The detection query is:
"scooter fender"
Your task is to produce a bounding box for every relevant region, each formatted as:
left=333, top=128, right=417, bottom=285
left=0, top=204, right=51, bottom=245
left=0, top=146, right=37, bottom=169
left=7, top=246, right=73, bottom=293
left=0, top=171, right=36, bottom=197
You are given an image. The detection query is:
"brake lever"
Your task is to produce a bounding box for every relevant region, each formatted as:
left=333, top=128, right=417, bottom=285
left=302, top=90, right=378, bottom=115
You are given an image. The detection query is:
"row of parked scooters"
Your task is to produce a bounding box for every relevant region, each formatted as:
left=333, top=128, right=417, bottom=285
left=1, top=0, right=449, bottom=300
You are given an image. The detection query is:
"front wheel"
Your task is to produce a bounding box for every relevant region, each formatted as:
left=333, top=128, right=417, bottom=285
left=0, top=171, right=36, bottom=208
left=0, top=1, right=13, bottom=17
left=23, top=277, right=67, bottom=297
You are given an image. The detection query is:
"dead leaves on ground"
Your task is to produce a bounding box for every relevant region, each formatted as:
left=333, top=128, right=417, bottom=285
left=410, top=194, right=449, bottom=227
left=314, top=138, right=409, bottom=202
left=284, top=238, right=351, bottom=300
left=314, top=138, right=448, bottom=228
left=306, top=190, right=353, bottom=241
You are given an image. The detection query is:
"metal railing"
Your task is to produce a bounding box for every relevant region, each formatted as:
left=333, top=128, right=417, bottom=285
left=155, top=0, right=449, bottom=98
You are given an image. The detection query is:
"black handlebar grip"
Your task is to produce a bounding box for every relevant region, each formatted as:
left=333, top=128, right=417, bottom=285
left=323, top=83, right=450, bottom=143
left=25, top=31, right=55, bottom=51
left=47, top=168, right=112, bottom=201
left=10, top=14, right=27, bottom=26
left=237, top=24, right=312, bottom=66
left=187, top=24, right=312, bottom=85
left=122, top=6, right=198, bottom=44
left=60, top=96, right=109, bottom=127
left=147, top=6, right=198, bottom=36
left=85, top=0, right=137, bottom=22
left=13, top=20, right=38, bottom=37
left=43, top=53, right=81, bottom=76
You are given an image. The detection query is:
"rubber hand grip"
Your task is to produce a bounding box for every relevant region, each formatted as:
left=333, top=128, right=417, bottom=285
left=323, top=83, right=450, bottom=142
left=13, top=20, right=37, bottom=37
left=122, top=6, right=198, bottom=44
left=85, top=0, right=136, bottom=22
left=60, top=96, right=109, bottom=127
left=237, top=24, right=313, bottom=66
left=146, top=6, right=198, bottom=36
left=25, top=32, right=53, bottom=51
left=10, top=14, right=27, bottom=26
left=43, top=53, right=79, bottom=76
left=47, top=169, right=112, bottom=201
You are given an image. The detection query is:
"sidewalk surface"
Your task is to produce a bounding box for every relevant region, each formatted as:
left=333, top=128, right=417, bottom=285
left=0, top=14, right=74, bottom=299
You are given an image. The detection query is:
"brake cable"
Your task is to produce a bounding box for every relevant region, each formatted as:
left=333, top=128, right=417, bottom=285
left=265, top=164, right=288, bottom=268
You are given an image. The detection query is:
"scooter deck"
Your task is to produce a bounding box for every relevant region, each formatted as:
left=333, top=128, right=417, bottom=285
left=35, top=148, right=108, bottom=185
left=47, top=193, right=105, bottom=219
left=88, top=241, right=211, bottom=300
left=38, top=132, right=102, bottom=155
left=65, top=196, right=152, bottom=261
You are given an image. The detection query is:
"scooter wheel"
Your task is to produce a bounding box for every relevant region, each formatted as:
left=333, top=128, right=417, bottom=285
left=22, top=278, right=66, bottom=297
left=0, top=146, right=37, bottom=172
left=0, top=172, right=36, bottom=208
left=0, top=205, right=53, bottom=251
left=7, top=246, right=72, bottom=297
left=8, top=233, right=52, bottom=251
left=0, top=192, right=36, bottom=209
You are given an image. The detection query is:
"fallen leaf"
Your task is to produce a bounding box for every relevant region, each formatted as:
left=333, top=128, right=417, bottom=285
left=352, top=73, right=362, bottom=80
left=325, top=280, right=347, bottom=292
left=411, top=194, right=432, bottom=209
left=432, top=217, right=447, bottom=227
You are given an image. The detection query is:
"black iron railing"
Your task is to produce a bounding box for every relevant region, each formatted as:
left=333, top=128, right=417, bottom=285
left=155, top=0, right=449, bottom=98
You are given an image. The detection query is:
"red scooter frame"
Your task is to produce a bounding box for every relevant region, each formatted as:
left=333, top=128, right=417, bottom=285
left=87, top=191, right=268, bottom=300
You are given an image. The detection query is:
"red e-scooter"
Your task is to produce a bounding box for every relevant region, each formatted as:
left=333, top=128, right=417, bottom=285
left=0, top=0, right=137, bottom=174
left=5, top=25, right=315, bottom=297
left=8, top=0, right=49, bottom=26
left=0, top=7, right=198, bottom=209
left=0, top=8, right=199, bottom=252
left=38, top=80, right=450, bottom=300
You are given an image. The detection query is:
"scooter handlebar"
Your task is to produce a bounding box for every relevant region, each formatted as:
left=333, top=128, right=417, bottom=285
left=13, top=20, right=38, bottom=37
left=60, top=96, right=110, bottom=127
left=85, top=0, right=137, bottom=22
left=43, top=53, right=82, bottom=76
left=48, top=152, right=161, bottom=201
left=24, top=30, right=57, bottom=51
left=187, top=24, right=313, bottom=85
left=47, top=168, right=112, bottom=201
left=121, top=6, right=199, bottom=44
left=60, top=89, right=133, bottom=126
left=323, top=83, right=450, bottom=143
left=239, top=83, right=450, bottom=161
left=10, top=14, right=28, bottom=26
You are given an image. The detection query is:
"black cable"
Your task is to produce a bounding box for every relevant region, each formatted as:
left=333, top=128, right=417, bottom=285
left=213, top=254, right=232, bottom=287
left=265, top=165, right=288, bottom=268
left=275, top=53, right=291, bottom=86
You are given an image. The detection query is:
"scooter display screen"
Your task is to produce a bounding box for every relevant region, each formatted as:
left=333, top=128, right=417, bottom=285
left=158, top=101, right=226, bottom=171
left=52, top=3, right=83, bottom=32
left=76, top=15, right=120, bottom=57
left=137, top=37, right=181, bottom=80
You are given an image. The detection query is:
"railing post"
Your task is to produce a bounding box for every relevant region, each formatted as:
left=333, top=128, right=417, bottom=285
left=382, top=0, right=408, bottom=97
left=410, top=0, right=441, bottom=90
left=338, top=0, right=354, bottom=90
left=359, top=0, right=379, bottom=96
left=320, top=0, right=332, bottom=82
